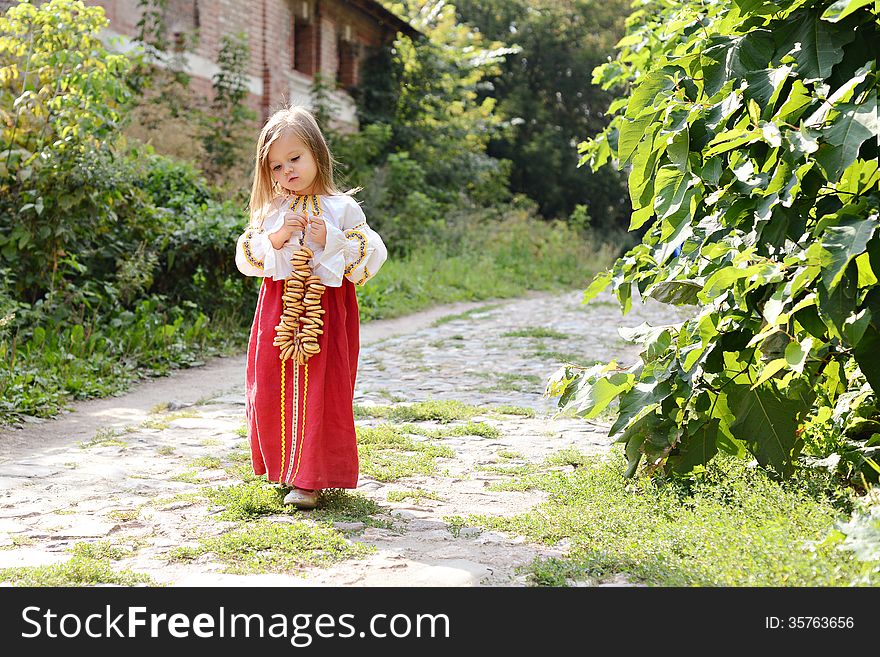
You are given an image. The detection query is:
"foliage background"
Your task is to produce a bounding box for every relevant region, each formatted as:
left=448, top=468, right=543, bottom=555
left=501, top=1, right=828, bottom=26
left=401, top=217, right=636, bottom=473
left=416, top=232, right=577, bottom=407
left=548, top=0, right=880, bottom=487
left=0, top=0, right=623, bottom=425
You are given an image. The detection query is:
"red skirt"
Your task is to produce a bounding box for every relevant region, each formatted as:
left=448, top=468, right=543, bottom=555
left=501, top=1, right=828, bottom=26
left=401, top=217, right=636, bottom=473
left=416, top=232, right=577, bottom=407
left=244, top=277, right=360, bottom=489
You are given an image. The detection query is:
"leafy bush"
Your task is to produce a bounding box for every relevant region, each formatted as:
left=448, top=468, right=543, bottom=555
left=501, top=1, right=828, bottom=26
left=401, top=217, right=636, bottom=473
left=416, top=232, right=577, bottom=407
left=549, top=0, right=880, bottom=481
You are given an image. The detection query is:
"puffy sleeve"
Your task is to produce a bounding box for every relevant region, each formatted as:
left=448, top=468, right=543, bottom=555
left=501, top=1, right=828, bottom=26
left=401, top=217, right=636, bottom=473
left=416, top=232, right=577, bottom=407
left=313, top=196, right=387, bottom=288
left=234, top=200, right=300, bottom=281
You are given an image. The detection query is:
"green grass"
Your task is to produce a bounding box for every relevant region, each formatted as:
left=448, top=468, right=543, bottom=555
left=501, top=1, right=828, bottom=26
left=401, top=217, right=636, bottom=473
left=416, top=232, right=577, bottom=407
left=78, top=427, right=127, bottom=449
left=170, top=470, right=203, bottom=484
left=387, top=488, right=442, bottom=503
left=167, top=519, right=373, bottom=575
left=355, top=398, right=535, bottom=424
left=312, top=489, right=394, bottom=529
left=191, top=456, right=222, bottom=469
left=532, top=349, right=599, bottom=365
left=431, top=304, right=503, bottom=327
left=354, top=399, right=483, bottom=423
left=357, top=424, right=455, bottom=482
left=352, top=211, right=616, bottom=323
left=497, top=449, right=525, bottom=460
left=107, top=508, right=141, bottom=522
left=204, top=481, right=292, bottom=521
left=0, top=542, right=154, bottom=586
left=501, top=328, right=570, bottom=340
left=400, top=421, right=501, bottom=440
left=157, top=445, right=177, bottom=456
left=469, top=450, right=877, bottom=586
left=479, top=372, right=544, bottom=393
left=487, top=405, right=536, bottom=418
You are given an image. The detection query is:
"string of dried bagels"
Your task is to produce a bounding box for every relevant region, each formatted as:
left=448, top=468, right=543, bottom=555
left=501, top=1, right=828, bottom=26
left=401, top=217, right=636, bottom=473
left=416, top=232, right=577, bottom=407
left=273, top=204, right=327, bottom=363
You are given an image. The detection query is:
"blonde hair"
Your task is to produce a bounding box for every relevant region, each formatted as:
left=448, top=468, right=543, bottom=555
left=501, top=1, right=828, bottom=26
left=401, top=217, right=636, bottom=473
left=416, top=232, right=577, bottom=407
left=248, top=105, right=351, bottom=227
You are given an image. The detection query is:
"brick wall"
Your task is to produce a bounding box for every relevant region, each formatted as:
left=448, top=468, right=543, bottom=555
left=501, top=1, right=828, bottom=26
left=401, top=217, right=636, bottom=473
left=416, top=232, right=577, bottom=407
left=4, top=0, right=408, bottom=128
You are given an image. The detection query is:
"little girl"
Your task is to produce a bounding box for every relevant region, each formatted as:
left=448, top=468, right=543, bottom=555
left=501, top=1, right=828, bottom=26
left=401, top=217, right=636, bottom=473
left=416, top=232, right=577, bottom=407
left=235, top=105, right=387, bottom=509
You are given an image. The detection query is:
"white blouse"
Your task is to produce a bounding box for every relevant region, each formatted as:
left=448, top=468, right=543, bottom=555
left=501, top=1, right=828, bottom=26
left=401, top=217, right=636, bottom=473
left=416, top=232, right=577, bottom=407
left=235, top=194, right=387, bottom=287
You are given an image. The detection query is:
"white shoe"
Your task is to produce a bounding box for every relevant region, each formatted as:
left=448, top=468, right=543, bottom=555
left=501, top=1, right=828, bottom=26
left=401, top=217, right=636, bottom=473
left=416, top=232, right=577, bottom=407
left=283, top=487, right=318, bottom=509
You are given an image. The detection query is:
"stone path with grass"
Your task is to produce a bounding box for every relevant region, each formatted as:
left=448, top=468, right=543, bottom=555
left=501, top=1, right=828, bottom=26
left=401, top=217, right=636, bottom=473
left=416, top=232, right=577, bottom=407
left=0, top=289, right=684, bottom=587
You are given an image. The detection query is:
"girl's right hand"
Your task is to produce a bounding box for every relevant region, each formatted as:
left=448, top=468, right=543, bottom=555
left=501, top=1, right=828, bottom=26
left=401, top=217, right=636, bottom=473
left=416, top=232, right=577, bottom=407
left=283, top=211, right=308, bottom=237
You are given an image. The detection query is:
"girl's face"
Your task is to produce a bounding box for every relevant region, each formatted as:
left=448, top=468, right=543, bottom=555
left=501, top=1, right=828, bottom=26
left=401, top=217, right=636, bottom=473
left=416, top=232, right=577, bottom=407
left=268, top=131, right=320, bottom=196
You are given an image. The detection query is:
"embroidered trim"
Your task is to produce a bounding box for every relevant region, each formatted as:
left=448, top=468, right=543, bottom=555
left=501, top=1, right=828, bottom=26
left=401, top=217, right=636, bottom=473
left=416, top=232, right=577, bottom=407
left=284, top=358, right=300, bottom=484
left=344, top=229, right=368, bottom=276
left=356, top=267, right=371, bottom=286
left=242, top=228, right=265, bottom=269
left=288, top=195, right=322, bottom=216
left=280, top=357, right=286, bottom=479
left=292, top=361, right=309, bottom=484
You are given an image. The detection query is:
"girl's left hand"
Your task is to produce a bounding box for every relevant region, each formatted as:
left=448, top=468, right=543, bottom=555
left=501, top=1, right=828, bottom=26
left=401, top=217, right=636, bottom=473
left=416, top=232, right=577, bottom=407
left=307, top=217, right=327, bottom=247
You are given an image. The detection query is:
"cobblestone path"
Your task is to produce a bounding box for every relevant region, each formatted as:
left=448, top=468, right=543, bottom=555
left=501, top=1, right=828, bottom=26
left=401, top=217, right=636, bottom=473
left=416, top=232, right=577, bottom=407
left=0, top=289, right=684, bottom=586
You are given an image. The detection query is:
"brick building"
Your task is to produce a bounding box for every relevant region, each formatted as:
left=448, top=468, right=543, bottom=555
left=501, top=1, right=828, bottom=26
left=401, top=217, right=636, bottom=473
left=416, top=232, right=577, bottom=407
left=1, top=0, right=419, bottom=131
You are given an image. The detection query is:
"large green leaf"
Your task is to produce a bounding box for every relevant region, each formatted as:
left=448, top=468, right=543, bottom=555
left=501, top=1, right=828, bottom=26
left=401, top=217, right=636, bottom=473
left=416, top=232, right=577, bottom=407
left=571, top=370, right=635, bottom=419
left=618, top=110, right=661, bottom=167
left=821, top=215, right=879, bottom=292
left=814, top=95, right=879, bottom=182
left=624, top=69, right=675, bottom=120
left=744, top=64, right=791, bottom=110
left=778, top=12, right=853, bottom=82
left=668, top=418, right=721, bottom=473
left=646, top=280, right=702, bottom=305
left=727, top=382, right=813, bottom=478
left=701, top=30, right=775, bottom=95
left=610, top=378, right=674, bottom=435
left=821, top=0, right=874, bottom=23
left=852, top=288, right=880, bottom=394
left=653, top=166, right=690, bottom=220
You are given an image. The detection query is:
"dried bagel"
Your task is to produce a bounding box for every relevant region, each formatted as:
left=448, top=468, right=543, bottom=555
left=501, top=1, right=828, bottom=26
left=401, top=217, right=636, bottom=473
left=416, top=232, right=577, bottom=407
left=275, top=239, right=326, bottom=362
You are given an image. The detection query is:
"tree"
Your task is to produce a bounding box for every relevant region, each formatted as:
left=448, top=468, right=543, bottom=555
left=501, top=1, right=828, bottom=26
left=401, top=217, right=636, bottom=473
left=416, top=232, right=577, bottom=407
left=549, top=0, right=880, bottom=481
left=454, top=0, right=633, bottom=231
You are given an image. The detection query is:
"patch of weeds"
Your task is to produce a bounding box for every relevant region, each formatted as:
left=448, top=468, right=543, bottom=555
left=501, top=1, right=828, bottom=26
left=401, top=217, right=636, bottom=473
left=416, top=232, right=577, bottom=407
left=149, top=492, right=206, bottom=508
left=0, top=544, right=154, bottom=586
left=166, top=519, right=373, bottom=574
left=157, top=446, right=177, bottom=456
left=479, top=372, right=544, bottom=393
left=357, top=424, right=455, bottom=482
left=204, top=481, right=292, bottom=521
left=63, top=462, right=79, bottom=469
left=191, top=456, right=223, bottom=469
left=486, top=475, right=547, bottom=492
left=444, top=515, right=467, bottom=538
left=476, top=463, right=542, bottom=477
left=235, top=425, right=248, bottom=438
left=532, top=349, right=598, bottom=365
left=78, top=427, right=127, bottom=449
left=170, top=470, right=203, bottom=484
left=400, top=421, right=501, bottom=440
left=502, top=328, right=569, bottom=340
left=544, top=448, right=593, bottom=469
left=389, top=399, right=483, bottom=423
left=140, top=410, right=202, bottom=431
left=498, top=449, right=525, bottom=460
left=107, top=508, right=140, bottom=523
left=431, top=304, right=501, bottom=327
left=150, top=403, right=170, bottom=414
left=487, top=405, right=535, bottom=418
left=469, top=451, right=878, bottom=586
left=387, top=489, right=442, bottom=503
left=71, top=540, right=141, bottom=561
left=377, top=389, right=407, bottom=403
left=53, top=509, right=76, bottom=515
left=201, top=438, right=223, bottom=447
left=0, top=535, right=36, bottom=550
left=312, top=489, right=393, bottom=529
